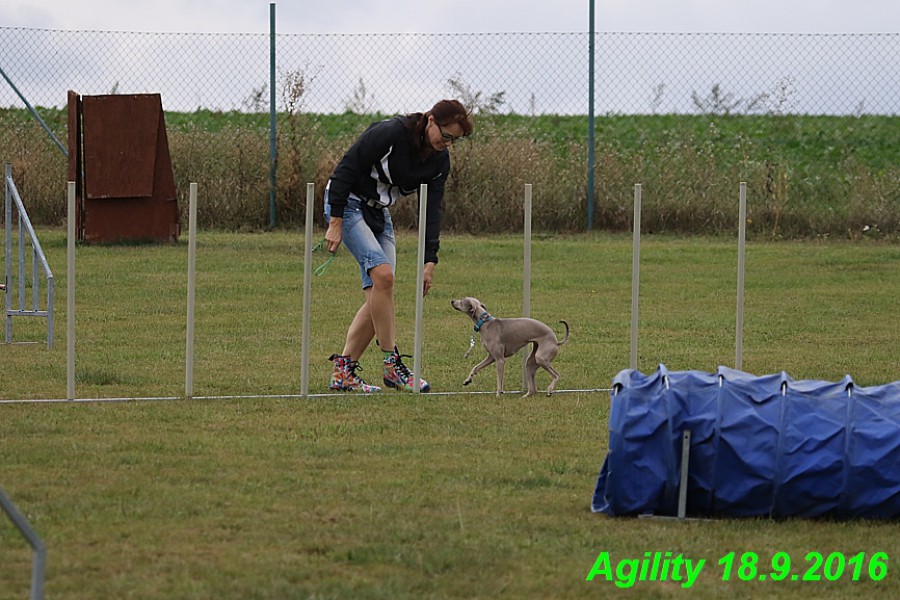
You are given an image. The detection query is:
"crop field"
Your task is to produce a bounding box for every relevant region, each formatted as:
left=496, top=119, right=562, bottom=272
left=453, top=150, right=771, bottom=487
left=2, top=231, right=899, bottom=598
left=2, top=108, right=898, bottom=237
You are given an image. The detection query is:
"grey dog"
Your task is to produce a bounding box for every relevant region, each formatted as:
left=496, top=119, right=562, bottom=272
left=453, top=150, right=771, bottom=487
left=451, top=296, right=570, bottom=397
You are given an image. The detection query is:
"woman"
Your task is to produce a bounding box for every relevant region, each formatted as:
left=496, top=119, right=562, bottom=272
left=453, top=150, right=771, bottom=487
left=325, top=99, right=473, bottom=392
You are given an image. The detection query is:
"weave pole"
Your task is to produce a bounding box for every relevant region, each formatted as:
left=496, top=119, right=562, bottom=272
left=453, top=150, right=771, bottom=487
left=735, top=182, right=747, bottom=370
left=185, top=183, right=198, bottom=399
left=522, top=183, right=533, bottom=388
left=300, top=183, right=315, bottom=396
left=630, top=184, right=642, bottom=371
left=413, top=183, right=428, bottom=393
left=66, top=181, right=75, bottom=401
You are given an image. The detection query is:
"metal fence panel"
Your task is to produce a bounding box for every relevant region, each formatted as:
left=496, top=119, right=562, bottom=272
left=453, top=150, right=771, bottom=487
left=1, top=28, right=897, bottom=115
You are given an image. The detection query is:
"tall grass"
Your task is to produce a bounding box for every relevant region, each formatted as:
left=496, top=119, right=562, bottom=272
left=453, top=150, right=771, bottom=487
left=1, top=108, right=898, bottom=237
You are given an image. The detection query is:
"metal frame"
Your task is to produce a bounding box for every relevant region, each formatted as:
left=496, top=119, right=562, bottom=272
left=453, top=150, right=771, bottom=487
left=0, top=486, right=46, bottom=600
left=4, top=163, right=54, bottom=347
left=636, top=430, right=697, bottom=522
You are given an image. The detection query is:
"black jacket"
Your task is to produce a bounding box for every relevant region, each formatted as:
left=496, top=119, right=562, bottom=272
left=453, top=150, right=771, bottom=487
left=328, top=115, right=449, bottom=264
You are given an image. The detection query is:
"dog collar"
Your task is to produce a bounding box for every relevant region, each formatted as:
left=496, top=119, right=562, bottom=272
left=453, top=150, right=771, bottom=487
left=473, top=311, right=494, bottom=332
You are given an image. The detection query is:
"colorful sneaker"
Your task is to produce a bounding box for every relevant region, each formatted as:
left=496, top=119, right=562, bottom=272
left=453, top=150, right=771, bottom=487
left=382, top=347, right=430, bottom=392
left=328, top=354, right=381, bottom=392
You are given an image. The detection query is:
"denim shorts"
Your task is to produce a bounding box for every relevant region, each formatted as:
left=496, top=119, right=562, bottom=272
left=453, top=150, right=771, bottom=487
left=325, top=191, right=396, bottom=289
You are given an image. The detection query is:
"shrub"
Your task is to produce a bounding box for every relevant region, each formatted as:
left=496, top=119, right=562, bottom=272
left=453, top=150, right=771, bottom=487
left=1, top=108, right=897, bottom=239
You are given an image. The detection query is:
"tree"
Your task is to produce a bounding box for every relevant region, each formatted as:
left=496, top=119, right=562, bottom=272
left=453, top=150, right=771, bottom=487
left=649, top=83, right=666, bottom=114
left=242, top=84, right=268, bottom=113
left=691, top=83, right=742, bottom=116
left=447, top=73, right=506, bottom=114
left=343, top=77, right=377, bottom=114
left=281, top=69, right=310, bottom=116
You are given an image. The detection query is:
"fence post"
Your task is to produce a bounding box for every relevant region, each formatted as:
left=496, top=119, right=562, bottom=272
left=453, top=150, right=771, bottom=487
left=268, top=2, right=277, bottom=228
left=587, top=0, right=596, bottom=230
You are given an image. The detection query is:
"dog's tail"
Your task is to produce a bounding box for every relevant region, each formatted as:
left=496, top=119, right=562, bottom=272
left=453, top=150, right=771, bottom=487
left=557, top=320, right=570, bottom=346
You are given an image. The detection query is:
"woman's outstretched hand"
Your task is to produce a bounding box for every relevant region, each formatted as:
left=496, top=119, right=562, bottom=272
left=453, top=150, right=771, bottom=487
left=325, top=217, right=343, bottom=253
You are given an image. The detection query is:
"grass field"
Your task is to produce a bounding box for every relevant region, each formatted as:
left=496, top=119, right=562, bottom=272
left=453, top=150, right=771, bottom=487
left=2, top=231, right=899, bottom=598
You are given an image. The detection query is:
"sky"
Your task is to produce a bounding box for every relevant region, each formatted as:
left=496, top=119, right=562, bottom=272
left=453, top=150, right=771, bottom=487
left=4, top=0, right=900, bottom=35
left=2, top=1, right=897, bottom=115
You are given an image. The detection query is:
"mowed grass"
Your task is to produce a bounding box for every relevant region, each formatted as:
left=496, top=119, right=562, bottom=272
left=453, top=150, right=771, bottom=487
left=2, top=231, right=900, bottom=599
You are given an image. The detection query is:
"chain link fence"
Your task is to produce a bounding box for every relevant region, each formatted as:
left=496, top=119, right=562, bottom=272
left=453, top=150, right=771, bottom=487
left=1, top=27, right=898, bottom=116
left=1, top=27, right=898, bottom=239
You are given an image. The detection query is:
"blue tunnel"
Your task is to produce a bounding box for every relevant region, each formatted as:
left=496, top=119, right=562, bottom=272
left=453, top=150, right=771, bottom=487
left=592, top=365, right=900, bottom=519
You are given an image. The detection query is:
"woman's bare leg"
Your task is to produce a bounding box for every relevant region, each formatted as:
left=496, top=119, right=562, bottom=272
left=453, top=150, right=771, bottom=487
left=342, top=264, right=395, bottom=359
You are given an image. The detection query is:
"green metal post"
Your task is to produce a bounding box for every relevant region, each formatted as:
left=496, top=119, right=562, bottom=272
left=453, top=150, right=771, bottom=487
left=587, top=0, right=596, bottom=230
left=269, top=3, right=277, bottom=228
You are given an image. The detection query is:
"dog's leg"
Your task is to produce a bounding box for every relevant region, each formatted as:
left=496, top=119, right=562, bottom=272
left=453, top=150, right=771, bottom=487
left=495, top=356, right=506, bottom=396
left=535, top=356, right=561, bottom=395
left=534, top=345, right=561, bottom=396
left=523, top=349, right=540, bottom=398
left=464, top=355, right=495, bottom=387
left=543, top=364, right=561, bottom=395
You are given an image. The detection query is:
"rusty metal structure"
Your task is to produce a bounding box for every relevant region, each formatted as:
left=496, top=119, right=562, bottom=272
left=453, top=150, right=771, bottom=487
left=67, top=91, right=179, bottom=243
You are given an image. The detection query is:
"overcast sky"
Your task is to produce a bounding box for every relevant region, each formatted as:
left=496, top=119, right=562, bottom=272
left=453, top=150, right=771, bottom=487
left=4, top=0, right=899, bottom=34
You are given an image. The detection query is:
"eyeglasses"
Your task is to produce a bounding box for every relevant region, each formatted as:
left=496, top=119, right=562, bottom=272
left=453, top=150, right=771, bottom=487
left=436, top=122, right=464, bottom=143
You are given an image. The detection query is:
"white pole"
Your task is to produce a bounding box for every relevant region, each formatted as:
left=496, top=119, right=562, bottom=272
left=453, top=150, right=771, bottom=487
left=630, top=184, right=642, bottom=371
left=736, top=182, right=747, bottom=371
left=66, top=181, right=75, bottom=401
left=523, top=183, right=533, bottom=390
left=300, top=183, right=315, bottom=396
left=185, top=183, right=198, bottom=399
left=413, top=183, right=428, bottom=393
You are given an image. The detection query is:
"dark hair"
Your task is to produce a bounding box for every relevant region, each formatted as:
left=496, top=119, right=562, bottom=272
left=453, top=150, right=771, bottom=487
left=429, top=99, right=474, bottom=136
left=406, top=99, right=473, bottom=156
